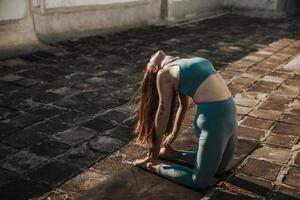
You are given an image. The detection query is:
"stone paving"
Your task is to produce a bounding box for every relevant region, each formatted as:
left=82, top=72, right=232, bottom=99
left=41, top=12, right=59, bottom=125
left=0, top=14, right=300, bottom=200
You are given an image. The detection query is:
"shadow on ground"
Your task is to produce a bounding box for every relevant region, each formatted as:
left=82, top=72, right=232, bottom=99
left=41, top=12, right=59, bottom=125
left=0, top=14, right=300, bottom=200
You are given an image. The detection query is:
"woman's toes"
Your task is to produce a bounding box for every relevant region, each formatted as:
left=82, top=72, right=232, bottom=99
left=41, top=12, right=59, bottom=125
left=133, top=157, right=149, bottom=168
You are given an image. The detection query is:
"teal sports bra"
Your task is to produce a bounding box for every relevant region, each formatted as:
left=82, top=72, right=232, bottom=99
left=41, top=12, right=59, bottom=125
left=171, top=57, right=217, bottom=97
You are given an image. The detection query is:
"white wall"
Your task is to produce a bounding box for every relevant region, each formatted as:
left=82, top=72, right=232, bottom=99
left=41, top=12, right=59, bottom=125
left=32, top=0, right=160, bottom=42
left=0, top=0, right=42, bottom=58
left=223, top=0, right=298, bottom=18
left=167, top=0, right=224, bottom=21
left=0, top=0, right=27, bottom=21
left=224, top=0, right=277, bottom=10
left=45, top=0, right=140, bottom=8
left=0, top=0, right=298, bottom=58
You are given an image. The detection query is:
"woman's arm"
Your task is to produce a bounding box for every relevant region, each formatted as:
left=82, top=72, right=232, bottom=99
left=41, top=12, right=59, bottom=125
left=148, top=70, right=174, bottom=159
left=163, top=93, right=189, bottom=147
left=172, top=93, right=189, bottom=135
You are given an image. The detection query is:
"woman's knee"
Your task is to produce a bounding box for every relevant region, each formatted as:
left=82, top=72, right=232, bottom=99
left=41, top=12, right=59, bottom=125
left=192, top=174, right=210, bottom=190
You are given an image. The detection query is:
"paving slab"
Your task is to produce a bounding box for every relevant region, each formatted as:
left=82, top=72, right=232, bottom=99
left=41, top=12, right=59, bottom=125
left=79, top=167, right=205, bottom=200
left=272, top=122, right=300, bottom=137
left=239, top=157, right=283, bottom=181
left=0, top=13, right=300, bottom=199
left=241, top=116, right=275, bottom=130
left=0, top=178, right=50, bottom=200
left=283, top=53, right=300, bottom=72
left=237, top=125, right=266, bottom=140
left=271, top=185, right=300, bottom=200
left=78, top=130, right=259, bottom=199
left=251, top=145, right=291, bottom=164
left=27, top=160, right=81, bottom=187
left=282, top=166, right=300, bottom=188
left=54, top=142, right=106, bottom=169
left=51, top=126, right=96, bottom=146
left=264, top=133, right=297, bottom=149
left=0, top=150, right=48, bottom=174
left=223, top=172, right=273, bottom=198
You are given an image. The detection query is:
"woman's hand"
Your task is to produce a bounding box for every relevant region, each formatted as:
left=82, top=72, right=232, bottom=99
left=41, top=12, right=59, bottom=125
left=163, top=133, right=177, bottom=148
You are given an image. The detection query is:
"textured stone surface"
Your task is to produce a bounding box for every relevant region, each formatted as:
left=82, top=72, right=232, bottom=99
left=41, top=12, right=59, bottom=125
left=238, top=126, right=265, bottom=140
left=241, top=116, right=274, bottom=130
left=8, top=113, right=43, bottom=128
left=0, top=13, right=300, bottom=199
left=259, top=94, right=293, bottom=111
left=240, top=157, right=282, bottom=181
left=29, top=119, right=70, bottom=135
left=0, top=178, right=50, bottom=200
left=224, top=173, right=273, bottom=198
left=234, top=94, right=259, bottom=107
left=89, top=135, right=127, bottom=154
left=98, top=109, right=130, bottom=123
left=0, top=150, right=48, bottom=174
left=249, top=109, right=282, bottom=120
left=265, top=133, right=297, bottom=149
left=34, top=189, right=79, bottom=200
left=252, top=145, right=291, bottom=164
left=286, top=99, right=300, bottom=115
left=282, top=166, right=300, bottom=188
left=236, top=105, right=252, bottom=115
left=1, top=129, right=46, bottom=149
left=260, top=75, right=285, bottom=83
left=60, top=170, right=108, bottom=194
left=78, top=167, right=204, bottom=200
left=28, top=161, right=81, bottom=187
left=280, top=114, right=300, bottom=126
left=81, top=117, right=116, bottom=133
left=272, top=122, right=300, bottom=137
left=271, top=185, right=300, bottom=200
left=52, top=126, right=96, bottom=146
left=293, top=151, right=300, bottom=167
left=272, top=84, right=299, bottom=98
left=0, top=74, right=24, bottom=82
left=0, top=144, right=18, bottom=160
left=104, top=124, right=135, bottom=141
left=210, top=188, right=261, bottom=200
left=54, top=142, right=105, bottom=169
left=28, top=139, right=71, bottom=158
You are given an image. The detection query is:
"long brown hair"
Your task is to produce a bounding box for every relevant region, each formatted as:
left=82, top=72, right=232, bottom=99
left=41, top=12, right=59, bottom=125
left=131, top=66, right=177, bottom=147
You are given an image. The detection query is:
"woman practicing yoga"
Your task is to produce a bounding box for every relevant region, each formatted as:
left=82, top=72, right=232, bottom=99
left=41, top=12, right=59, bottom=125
left=132, top=50, right=238, bottom=190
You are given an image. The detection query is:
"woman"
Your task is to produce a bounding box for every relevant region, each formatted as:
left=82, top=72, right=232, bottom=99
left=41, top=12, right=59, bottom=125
left=132, top=50, right=238, bottom=190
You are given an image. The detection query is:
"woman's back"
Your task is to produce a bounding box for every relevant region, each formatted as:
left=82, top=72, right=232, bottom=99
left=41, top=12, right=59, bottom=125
left=164, top=57, right=232, bottom=103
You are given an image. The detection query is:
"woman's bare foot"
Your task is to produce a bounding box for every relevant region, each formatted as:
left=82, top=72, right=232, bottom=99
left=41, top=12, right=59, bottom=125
left=133, top=157, right=152, bottom=170
left=133, top=157, right=160, bottom=173
left=146, top=160, right=161, bottom=173
left=159, top=146, right=180, bottom=160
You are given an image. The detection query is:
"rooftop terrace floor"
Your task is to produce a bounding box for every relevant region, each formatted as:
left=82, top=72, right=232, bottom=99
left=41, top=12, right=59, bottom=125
left=0, top=14, right=300, bottom=200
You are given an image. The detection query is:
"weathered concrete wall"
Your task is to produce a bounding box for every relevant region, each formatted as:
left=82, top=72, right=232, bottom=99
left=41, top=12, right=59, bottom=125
left=0, top=0, right=27, bottom=20
left=0, top=0, right=43, bottom=58
left=32, top=0, right=161, bottom=42
left=167, top=0, right=225, bottom=21
left=224, top=0, right=299, bottom=18
left=1, top=0, right=299, bottom=58
left=277, top=0, right=300, bottom=13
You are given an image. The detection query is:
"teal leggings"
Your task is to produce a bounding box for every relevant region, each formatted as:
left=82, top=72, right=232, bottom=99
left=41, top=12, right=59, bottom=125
left=158, top=97, right=238, bottom=190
